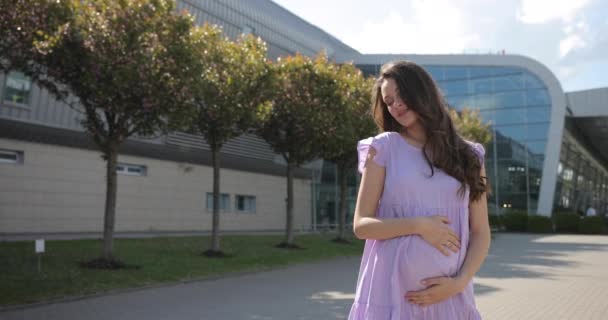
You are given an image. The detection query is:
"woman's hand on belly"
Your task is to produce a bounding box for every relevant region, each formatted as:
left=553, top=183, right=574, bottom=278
left=415, top=215, right=461, bottom=256
left=405, top=276, right=467, bottom=307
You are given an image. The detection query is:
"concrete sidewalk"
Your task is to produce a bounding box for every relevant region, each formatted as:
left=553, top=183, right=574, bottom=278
left=474, top=233, right=608, bottom=320
left=2, top=233, right=608, bottom=319
left=1, top=257, right=360, bottom=320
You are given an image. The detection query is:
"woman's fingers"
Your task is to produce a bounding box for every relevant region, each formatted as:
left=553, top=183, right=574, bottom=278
left=447, top=241, right=458, bottom=253
left=448, top=229, right=459, bottom=241
left=436, top=244, right=450, bottom=256
left=448, top=234, right=461, bottom=248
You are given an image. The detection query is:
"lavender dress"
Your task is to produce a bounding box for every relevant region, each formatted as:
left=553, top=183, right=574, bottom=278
left=348, top=131, right=485, bottom=320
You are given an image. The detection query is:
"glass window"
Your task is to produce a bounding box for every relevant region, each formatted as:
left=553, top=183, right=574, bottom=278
left=527, top=123, right=550, bottom=140
left=495, top=139, right=513, bottom=159
left=116, top=163, right=147, bottom=176
left=494, top=74, right=524, bottom=91
left=445, top=95, right=473, bottom=110
left=236, top=195, right=256, bottom=213
left=242, top=25, right=254, bottom=35
left=523, top=73, right=545, bottom=89
left=444, top=67, right=468, bottom=80
left=527, top=89, right=551, bottom=106
left=471, top=78, right=493, bottom=94
left=526, top=107, right=551, bottom=123
left=472, top=94, right=496, bottom=110
left=492, top=67, right=518, bottom=77
left=492, top=108, right=526, bottom=125
left=528, top=154, right=545, bottom=172
left=496, top=92, right=525, bottom=108
left=355, top=64, right=379, bottom=77
left=423, top=66, right=444, bottom=81
left=478, top=110, right=494, bottom=124
left=562, top=167, right=574, bottom=181
left=495, top=124, right=527, bottom=141
left=499, top=193, right=528, bottom=212
left=3, top=71, right=31, bottom=105
left=469, top=67, right=494, bottom=79
left=440, top=80, right=469, bottom=96
left=206, top=193, right=230, bottom=212
left=0, top=149, right=23, bottom=164
left=525, top=140, right=547, bottom=155
left=528, top=168, right=542, bottom=193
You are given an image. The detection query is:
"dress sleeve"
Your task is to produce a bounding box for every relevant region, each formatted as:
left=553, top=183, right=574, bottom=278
left=357, top=135, right=388, bottom=174
left=469, top=141, right=486, bottom=166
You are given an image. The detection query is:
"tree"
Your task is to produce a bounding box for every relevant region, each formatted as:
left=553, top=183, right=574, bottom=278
left=182, top=24, right=274, bottom=257
left=2, top=0, right=196, bottom=267
left=0, top=0, right=72, bottom=93
left=449, top=107, right=492, bottom=146
left=320, top=64, right=376, bottom=243
left=257, top=53, right=343, bottom=248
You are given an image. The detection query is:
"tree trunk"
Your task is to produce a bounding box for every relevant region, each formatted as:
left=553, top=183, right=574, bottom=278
left=338, top=165, right=348, bottom=240
left=285, top=161, right=295, bottom=245
left=211, top=146, right=221, bottom=252
left=102, top=144, right=118, bottom=261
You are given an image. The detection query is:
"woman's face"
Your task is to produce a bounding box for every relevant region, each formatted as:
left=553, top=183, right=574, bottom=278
left=380, top=78, right=419, bottom=129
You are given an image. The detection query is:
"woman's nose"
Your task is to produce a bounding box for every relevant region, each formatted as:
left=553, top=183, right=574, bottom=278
left=391, top=102, right=405, bottom=110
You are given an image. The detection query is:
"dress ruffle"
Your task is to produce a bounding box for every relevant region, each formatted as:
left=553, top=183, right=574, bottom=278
left=349, top=295, right=482, bottom=320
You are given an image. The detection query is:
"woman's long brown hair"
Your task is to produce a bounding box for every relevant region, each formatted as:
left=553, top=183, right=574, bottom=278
left=372, top=61, right=488, bottom=201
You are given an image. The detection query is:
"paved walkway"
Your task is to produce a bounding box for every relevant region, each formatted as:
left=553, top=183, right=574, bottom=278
left=2, top=233, right=608, bottom=319
left=475, top=233, right=608, bottom=320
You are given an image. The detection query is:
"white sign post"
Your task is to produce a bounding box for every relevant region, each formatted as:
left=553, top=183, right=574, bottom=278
left=35, top=239, right=45, bottom=273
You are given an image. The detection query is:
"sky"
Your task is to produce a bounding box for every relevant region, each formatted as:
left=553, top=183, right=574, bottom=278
left=272, top=0, right=608, bottom=92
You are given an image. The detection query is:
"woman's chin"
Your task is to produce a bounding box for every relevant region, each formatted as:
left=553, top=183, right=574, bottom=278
left=397, top=119, right=415, bottom=128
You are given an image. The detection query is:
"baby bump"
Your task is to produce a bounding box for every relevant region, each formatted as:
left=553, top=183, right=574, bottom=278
left=396, top=235, right=461, bottom=292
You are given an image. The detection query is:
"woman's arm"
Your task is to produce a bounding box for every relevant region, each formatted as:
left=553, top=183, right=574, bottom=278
left=352, top=146, right=420, bottom=240
left=353, top=147, right=461, bottom=255
left=454, top=164, right=492, bottom=283
left=406, top=164, right=491, bottom=307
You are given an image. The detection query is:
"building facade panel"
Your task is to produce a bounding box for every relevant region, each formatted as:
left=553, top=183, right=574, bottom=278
left=0, top=138, right=311, bottom=234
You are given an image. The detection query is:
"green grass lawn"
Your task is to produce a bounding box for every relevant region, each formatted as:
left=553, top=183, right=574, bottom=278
left=0, top=234, right=364, bottom=307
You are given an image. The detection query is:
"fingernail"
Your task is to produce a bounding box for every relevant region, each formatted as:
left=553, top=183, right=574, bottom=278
left=421, top=281, right=426, bottom=285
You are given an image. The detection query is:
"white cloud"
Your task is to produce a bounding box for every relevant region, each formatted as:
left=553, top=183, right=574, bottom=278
left=517, top=0, right=596, bottom=83
left=559, top=22, right=588, bottom=58
left=560, top=21, right=608, bottom=63
left=344, top=0, right=481, bottom=54
left=560, top=34, right=586, bottom=58
left=517, top=0, right=591, bottom=24
left=274, top=0, right=608, bottom=90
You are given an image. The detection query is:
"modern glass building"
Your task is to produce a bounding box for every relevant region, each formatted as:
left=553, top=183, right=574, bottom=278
left=1, top=0, right=607, bottom=236
left=315, top=54, right=607, bottom=228
left=354, top=59, right=555, bottom=216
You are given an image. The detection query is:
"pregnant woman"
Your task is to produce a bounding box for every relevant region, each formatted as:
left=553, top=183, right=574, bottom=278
left=348, top=61, right=491, bottom=319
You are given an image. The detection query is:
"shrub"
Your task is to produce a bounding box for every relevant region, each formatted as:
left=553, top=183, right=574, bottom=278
left=527, top=215, right=553, bottom=233
left=578, top=216, right=605, bottom=234
left=488, top=214, right=502, bottom=230
left=553, top=212, right=580, bottom=233
left=501, top=210, right=528, bottom=232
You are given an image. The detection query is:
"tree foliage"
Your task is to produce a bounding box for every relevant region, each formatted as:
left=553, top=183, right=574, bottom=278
left=1, top=0, right=196, bottom=264
left=257, top=53, right=344, bottom=246
left=182, top=23, right=274, bottom=255
left=449, top=107, right=492, bottom=146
